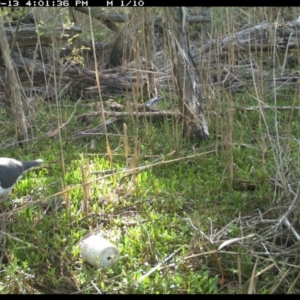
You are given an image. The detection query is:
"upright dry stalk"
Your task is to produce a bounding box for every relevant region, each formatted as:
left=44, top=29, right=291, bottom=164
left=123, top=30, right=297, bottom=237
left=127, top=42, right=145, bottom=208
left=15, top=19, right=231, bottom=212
left=80, top=158, right=91, bottom=218
left=225, top=99, right=234, bottom=188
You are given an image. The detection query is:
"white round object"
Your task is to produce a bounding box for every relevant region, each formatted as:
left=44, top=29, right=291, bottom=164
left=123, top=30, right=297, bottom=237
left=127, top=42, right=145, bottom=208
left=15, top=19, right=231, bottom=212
left=80, top=235, right=120, bottom=268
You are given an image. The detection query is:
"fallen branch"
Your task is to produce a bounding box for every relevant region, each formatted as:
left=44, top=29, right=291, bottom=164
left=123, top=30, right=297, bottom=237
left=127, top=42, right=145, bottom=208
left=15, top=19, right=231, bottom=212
left=77, top=109, right=180, bottom=122
left=136, top=246, right=184, bottom=285
left=239, top=105, right=300, bottom=112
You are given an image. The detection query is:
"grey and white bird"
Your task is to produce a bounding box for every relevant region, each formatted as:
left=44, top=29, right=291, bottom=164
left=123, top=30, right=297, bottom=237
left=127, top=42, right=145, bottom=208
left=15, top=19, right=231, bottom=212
left=0, top=157, right=43, bottom=201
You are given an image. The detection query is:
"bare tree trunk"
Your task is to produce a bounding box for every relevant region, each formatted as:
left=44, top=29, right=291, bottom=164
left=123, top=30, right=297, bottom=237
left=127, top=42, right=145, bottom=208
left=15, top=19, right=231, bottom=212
left=0, top=15, right=28, bottom=144
left=108, top=21, right=132, bottom=67
left=141, top=8, right=156, bottom=98
left=162, top=7, right=209, bottom=140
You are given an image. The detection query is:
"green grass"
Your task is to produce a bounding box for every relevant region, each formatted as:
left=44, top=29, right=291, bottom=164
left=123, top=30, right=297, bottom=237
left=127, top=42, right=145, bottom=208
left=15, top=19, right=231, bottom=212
left=0, top=89, right=299, bottom=294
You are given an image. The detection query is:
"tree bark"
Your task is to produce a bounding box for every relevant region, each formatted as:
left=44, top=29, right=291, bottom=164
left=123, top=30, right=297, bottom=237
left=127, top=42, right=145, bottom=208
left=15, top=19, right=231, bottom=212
left=108, top=13, right=136, bottom=68
left=0, top=15, right=28, bottom=144
left=141, top=8, right=156, bottom=98
left=162, top=7, right=209, bottom=140
left=74, top=7, right=120, bottom=33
